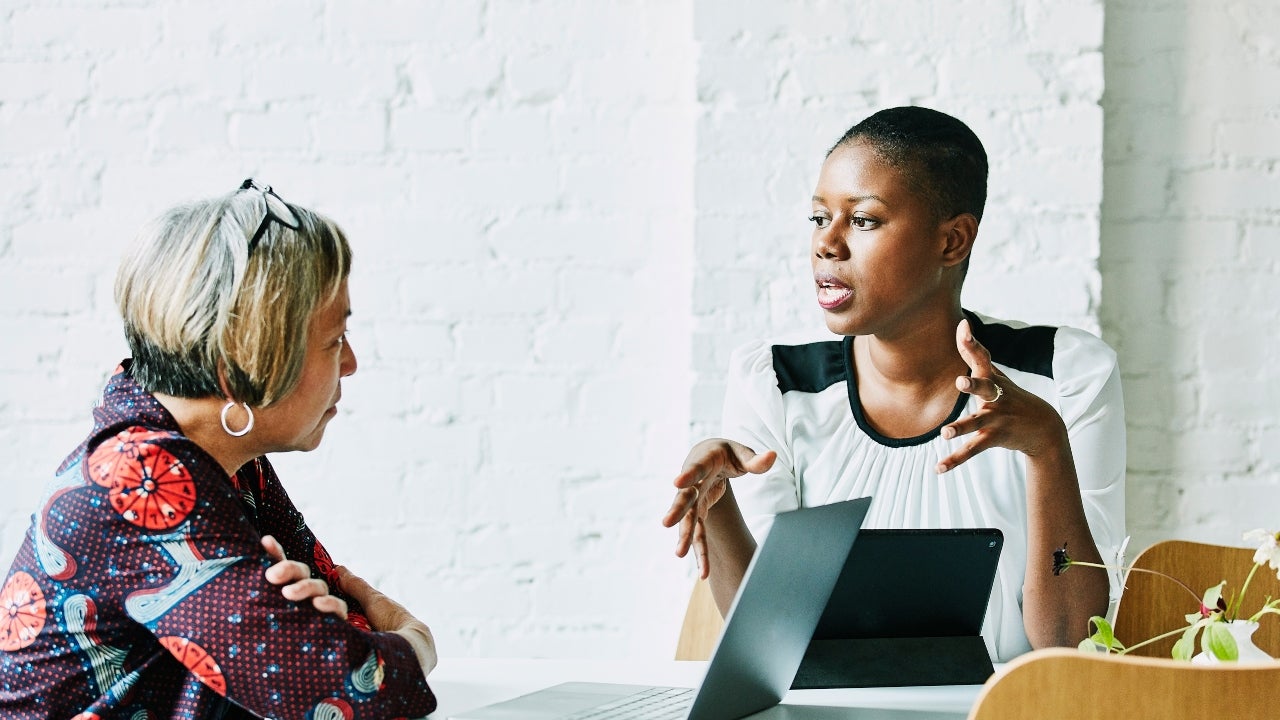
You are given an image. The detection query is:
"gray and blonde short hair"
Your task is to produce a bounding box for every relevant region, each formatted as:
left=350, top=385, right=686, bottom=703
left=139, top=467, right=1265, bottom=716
left=115, top=184, right=352, bottom=407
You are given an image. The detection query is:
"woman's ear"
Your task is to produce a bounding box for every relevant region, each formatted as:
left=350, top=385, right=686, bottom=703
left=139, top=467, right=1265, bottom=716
left=215, top=360, right=236, bottom=402
left=940, top=213, right=978, bottom=268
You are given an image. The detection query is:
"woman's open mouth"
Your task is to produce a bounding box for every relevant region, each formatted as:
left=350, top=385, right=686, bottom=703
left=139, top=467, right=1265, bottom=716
left=815, top=273, right=853, bottom=310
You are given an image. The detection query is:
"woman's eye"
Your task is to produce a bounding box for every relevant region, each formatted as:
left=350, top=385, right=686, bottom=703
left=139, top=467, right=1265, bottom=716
left=850, top=216, right=878, bottom=229
left=808, top=215, right=830, bottom=229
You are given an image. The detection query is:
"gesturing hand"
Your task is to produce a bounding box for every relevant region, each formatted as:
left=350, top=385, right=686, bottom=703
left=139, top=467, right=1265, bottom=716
left=661, top=438, right=776, bottom=578
left=937, top=318, right=1069, bottom=473
left=262, top=535, right=348, bottom=620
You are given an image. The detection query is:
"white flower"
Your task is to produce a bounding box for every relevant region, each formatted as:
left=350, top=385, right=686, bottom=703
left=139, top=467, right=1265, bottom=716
left=1243, top=528, right=1280, bottom=572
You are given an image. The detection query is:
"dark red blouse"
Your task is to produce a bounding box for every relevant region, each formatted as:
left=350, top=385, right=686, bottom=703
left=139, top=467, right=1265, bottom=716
left=0, top=362, right=436, bottom=718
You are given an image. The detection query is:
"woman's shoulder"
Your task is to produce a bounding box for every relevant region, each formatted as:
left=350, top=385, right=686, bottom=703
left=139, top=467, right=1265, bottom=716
left=80, top=425, right=243, bottom=523
left=967, top=311, right=1117, bottom=382
left=729, top=329, right=847, bottom=382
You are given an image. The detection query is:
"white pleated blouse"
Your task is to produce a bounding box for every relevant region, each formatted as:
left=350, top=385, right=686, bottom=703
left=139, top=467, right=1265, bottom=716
left=723, top=312, right=1127, bottom=662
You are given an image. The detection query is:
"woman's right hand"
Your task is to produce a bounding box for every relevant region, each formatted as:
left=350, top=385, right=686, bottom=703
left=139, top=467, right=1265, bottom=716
left=336, top=566, right=438, bottom=678
left=661, top=438, right=776, bottom=578
left=262, top=535, right=348, bottom=620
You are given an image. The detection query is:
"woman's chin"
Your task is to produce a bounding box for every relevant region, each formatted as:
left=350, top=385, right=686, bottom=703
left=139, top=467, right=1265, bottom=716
left=822, top=312, right=861, bottom=337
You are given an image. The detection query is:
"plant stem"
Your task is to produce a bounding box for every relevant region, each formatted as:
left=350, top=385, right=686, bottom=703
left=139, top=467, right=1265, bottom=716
left=1117, top=624, right=1196, bottom=656
left=1069, top=561, right=1203, bottom=605
left=1231, top=562, right=1262, bottom=620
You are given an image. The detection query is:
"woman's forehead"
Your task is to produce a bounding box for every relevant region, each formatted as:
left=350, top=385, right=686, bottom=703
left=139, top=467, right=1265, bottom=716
left=816, top=143, right=913, bottom=203
left=312, top=281, right=351, bottom=330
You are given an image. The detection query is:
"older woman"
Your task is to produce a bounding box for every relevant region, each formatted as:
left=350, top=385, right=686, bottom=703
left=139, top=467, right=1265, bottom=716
left=0, top=181, right=437, bottom=718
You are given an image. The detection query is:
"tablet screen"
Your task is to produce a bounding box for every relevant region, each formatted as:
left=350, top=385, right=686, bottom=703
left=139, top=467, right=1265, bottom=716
left=813, top=528, right=1003, bottom=639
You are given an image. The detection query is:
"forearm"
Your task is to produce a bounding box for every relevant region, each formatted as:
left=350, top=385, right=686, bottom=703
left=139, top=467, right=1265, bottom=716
left=1021, top=437, right=1109, bottom=648
left=338, top=566, right=438, bottom=678
left=703, top=483, right=759, bottom=616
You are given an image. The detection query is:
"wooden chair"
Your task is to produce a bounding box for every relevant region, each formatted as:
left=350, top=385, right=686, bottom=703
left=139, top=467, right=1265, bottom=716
left=1111, top=539, right=1280, bottom=658
left=968, top=647, right=1280, bottom=719
left=674, top=578, right=724, bottom=660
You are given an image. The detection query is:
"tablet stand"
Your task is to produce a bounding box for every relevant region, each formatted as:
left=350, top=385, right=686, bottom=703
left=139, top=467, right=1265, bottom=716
left=790, top=635, right=996, bottom=689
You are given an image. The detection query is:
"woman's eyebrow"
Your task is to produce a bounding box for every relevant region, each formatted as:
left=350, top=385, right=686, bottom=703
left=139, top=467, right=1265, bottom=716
left=811, top=194, right=885, bottom=204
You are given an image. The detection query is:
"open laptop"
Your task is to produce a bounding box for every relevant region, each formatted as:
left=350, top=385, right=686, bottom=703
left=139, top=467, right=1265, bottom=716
left=793, top=528, right=1004, bottom=689
left=450, top=497, right=872, bottom=720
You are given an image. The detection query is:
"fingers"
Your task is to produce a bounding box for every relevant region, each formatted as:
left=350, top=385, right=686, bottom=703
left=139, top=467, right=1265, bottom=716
left=937, top=434, right=990, bottom=474
left=941, top=410, right=987, bottom=440
left=336, top=566, right=383, bottom=610
left=262, top=535, right=312, bottom=586
left=279, top=577, right=330, bottom=601
left=334, top=564, right=354, bottom=588
left=674, top=501, right=696, bottom=557
left=673, top=440, right=775, bottom=489
left=661, top=485, right=700, bottom=528
left=734, top=447, right=777, bottom=476
left=692, top=518, right=709, bottom=580
left=264, top=556, right=311, bottom=586
left=955, top=375, right=1004, bottom=405
left=261, top=535, right=286, bottom=563
left=956, top=319, right=994, bottom=375
left=261, top=538, right=349, bottom=620
left=953, top=320, right=1006, bottom=404
left=311, top=594, right=349, bottom=620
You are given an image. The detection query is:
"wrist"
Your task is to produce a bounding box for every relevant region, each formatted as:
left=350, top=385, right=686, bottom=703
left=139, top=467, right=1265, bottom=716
left=395, top=622, right=438, bottom=677
left=705, top=482, right=740, bottom=526
left=1024, top=414, right=1070, bottom=461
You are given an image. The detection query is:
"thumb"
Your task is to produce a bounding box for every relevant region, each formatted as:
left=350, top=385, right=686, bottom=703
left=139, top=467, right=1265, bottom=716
left=260, top=535, right=285, bottom=563
left=732, top=444, right=777, bottom=475
left=334, top=565, right=361, bottom=593
left=955, top=319, right=993, bottom=376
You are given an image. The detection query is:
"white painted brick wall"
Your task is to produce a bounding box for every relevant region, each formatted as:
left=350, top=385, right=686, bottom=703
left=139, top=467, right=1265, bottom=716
left=0, top=0, right=696, bottom=659
left=1101, top=1, right=1280, bottom=553
left=2, top=0, right=1270, bottom=661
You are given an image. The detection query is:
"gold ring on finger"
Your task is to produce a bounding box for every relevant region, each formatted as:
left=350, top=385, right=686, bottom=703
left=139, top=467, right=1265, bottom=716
left=985, top=383, right=1004, bottom=404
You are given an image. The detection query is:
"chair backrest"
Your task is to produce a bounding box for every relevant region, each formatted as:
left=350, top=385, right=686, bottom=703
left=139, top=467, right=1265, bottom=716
left=674, top=578, right=724, bottom=660
left=968, top=647, right=1280, bottom=720
left=1112, top=539, right=1280, bottom=658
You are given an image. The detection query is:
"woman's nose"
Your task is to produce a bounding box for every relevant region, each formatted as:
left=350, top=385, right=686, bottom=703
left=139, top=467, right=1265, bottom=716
left=341, top=337, right=358, bottom=377
left=812, top=225, right=847, bottom=261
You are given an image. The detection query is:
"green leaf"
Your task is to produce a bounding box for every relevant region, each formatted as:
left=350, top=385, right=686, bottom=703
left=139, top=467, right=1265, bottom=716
left=1203, top=622, right=1238, bottom=661
left=1172, top=623, right=1201, bottom=661
left=1202, top=581, right=1226, bottom=612
left=1079, top=637, right=1105, bottom=653
left=1088, top=616, right=1116, bottom=650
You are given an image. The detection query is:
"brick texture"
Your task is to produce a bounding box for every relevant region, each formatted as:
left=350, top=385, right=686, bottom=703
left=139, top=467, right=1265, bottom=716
left=0, top=0, right=695, bottom=660
left=3, top=0, right=1267, bottom=660
left=1101, top=0, right=1280, bottom=553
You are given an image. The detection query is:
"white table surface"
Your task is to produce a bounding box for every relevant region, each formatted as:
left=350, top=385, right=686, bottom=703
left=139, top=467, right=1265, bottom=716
left=425, top=657, right=987, bottom=719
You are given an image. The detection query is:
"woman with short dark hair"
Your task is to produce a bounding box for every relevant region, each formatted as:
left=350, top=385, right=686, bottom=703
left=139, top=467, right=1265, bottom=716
left=663, top=107, right=1126, bottom=659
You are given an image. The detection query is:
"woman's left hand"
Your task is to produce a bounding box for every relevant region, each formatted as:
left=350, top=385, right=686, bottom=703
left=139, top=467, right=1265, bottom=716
left=936, top=318, right=1069, bottom=473
left=262, top=535, right=349, bottom=620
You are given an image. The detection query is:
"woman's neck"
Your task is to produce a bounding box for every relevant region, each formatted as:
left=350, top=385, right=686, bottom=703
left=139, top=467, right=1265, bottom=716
left=857, top=306, right=968, bottom=387
left=851, top=306, right=970, bottom=438
left=152, top=393, right=261, bottom=478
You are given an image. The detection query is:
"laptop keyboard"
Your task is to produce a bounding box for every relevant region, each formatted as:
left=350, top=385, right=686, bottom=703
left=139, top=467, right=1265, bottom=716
left=561, top=686, right=694, bottom=719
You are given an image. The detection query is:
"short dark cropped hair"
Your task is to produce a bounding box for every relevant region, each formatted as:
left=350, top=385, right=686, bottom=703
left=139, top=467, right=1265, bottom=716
left=829, top=106, right=988, bottom=224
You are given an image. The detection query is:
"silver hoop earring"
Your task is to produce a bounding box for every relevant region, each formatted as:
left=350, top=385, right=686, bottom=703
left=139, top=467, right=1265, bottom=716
left=220, top=401, right=255, bottom=437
